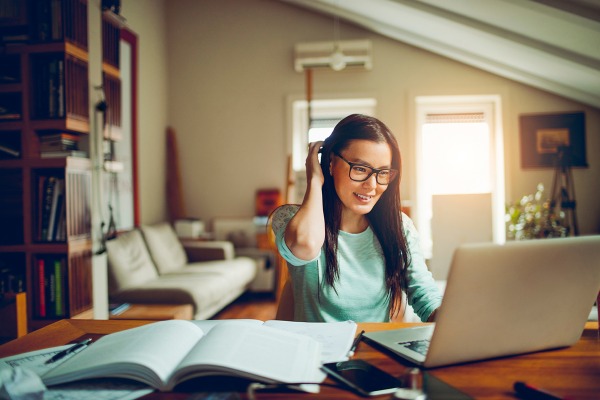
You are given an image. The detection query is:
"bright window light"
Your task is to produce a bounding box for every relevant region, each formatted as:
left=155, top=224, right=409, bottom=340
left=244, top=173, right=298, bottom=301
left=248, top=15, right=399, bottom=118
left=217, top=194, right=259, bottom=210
left=422, top=122, right=491, bottom=195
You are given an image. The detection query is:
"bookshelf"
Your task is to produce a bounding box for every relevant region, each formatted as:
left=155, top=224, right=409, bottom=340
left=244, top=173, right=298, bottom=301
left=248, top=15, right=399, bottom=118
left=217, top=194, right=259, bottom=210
left=0, top=0, right=92, bottom=331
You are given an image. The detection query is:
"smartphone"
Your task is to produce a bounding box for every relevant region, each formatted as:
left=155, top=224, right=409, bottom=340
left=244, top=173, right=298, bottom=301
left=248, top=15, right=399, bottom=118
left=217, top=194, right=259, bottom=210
left=321, top=359, right=403, bottom=397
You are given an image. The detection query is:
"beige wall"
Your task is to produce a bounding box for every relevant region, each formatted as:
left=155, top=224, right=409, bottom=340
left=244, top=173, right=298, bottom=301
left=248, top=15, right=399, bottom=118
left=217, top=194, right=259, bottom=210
left=120, top=0, right=169, bottom=224
left=121, top=0, right=599, bottom=234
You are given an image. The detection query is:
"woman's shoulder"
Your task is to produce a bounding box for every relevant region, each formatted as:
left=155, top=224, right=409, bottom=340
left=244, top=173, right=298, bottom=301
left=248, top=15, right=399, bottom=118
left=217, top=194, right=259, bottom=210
left=401, top=212, right=418, bottom=235
left=270, top=204, right=300, bottom=233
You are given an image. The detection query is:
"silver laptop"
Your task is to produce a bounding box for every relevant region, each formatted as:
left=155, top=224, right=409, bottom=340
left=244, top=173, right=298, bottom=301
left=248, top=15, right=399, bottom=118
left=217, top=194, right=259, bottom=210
left=364, top=235, right=600, bottom=368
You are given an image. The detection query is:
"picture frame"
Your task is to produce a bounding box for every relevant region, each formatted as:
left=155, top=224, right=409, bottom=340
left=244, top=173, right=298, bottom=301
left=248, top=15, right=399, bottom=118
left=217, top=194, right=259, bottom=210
left=519, top=112, right=587, bottom=168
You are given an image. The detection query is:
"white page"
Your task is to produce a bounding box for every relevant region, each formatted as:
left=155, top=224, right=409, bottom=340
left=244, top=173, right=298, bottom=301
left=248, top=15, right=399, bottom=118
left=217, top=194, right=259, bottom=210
left=0, top=345, right=71, bottom=376
left=192, top=319, right=357, bottom=363
left=43, top=320, right=204, bottom=388
left=263, top=320, right=357, bottom=363
left=174, top=324, right=323, bottom=385
left=190, top=319, right=263, bottom=333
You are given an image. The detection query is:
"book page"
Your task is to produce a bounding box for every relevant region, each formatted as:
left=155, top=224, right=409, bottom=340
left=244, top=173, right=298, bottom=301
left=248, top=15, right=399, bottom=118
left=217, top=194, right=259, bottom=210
left=263, top=320, right=357, bottom=363
left=172, top=324, right=323, bottom=387
left=43, top=320, right=204, bottom=389
left=190, top=319, right=263, bottom=334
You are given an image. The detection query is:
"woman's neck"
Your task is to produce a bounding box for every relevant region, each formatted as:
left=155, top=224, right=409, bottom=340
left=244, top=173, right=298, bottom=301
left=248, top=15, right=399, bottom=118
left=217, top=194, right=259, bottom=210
left=340, top=211, right=369, bottom=233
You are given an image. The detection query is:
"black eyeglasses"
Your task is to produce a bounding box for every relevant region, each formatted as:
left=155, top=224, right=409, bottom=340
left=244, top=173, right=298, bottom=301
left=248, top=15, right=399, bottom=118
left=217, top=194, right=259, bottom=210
left=334, top=153, right=398, bottom=185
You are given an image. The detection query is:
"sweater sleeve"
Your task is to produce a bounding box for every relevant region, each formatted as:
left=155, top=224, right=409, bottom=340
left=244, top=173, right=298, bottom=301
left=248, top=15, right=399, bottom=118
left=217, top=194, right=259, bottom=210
left=402, top=215, right=443, bottom=322
left=271, top=204, right=319, bottom=266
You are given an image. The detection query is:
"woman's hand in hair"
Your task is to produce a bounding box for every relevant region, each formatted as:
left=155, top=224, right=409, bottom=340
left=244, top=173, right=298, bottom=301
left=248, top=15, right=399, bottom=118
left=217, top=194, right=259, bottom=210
left=284, top=141, right=326, bottom=261
left=306, top=141, right=325, bottom=187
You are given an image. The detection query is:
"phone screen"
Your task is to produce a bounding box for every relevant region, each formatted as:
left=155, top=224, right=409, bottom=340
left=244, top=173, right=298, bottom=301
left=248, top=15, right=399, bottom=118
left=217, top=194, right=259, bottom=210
left=321, top=359, right=403, bottom=396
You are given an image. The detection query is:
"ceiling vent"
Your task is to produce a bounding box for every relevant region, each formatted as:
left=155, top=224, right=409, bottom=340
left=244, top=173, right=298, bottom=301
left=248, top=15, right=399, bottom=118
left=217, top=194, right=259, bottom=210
left=294, top=39, right=373, bottom=72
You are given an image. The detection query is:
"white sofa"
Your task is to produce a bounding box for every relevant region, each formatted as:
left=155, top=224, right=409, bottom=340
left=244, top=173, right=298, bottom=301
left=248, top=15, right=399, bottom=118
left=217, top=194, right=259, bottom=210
left=106, top=223, right=257, bottom=319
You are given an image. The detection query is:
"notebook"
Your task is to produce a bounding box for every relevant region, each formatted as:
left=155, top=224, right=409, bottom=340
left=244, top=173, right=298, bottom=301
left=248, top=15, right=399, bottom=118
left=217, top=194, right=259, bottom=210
left=364, top=235, right=600, bottom=368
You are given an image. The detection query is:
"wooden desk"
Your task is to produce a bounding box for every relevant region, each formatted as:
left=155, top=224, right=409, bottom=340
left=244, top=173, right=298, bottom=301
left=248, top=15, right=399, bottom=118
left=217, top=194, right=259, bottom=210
left=0, top=320, right=598, bottom=399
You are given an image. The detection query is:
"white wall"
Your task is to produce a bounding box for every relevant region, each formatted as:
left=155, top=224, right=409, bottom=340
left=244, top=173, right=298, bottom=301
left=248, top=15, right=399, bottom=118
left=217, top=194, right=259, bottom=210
left=118, top=0, right=599, bottom=234
left=120, top=0, right=169, bottom=224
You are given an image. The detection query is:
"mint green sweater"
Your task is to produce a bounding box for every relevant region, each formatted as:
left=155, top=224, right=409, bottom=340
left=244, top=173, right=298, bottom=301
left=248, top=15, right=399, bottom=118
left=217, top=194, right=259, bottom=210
left=273, top=205, right=442, bottom=322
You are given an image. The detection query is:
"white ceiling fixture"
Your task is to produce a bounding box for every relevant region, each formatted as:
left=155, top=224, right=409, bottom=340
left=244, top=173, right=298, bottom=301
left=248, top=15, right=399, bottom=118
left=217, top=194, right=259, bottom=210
left=294, top=39, right=373, bottom=72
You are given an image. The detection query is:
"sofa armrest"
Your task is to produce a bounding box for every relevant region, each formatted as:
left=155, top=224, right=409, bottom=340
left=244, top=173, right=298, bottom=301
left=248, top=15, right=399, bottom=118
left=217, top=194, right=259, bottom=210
left=182, top=240, right=235, bottom=262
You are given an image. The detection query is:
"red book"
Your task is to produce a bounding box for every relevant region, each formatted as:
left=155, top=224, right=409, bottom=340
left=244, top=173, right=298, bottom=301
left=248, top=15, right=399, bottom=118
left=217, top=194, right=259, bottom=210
left=38, top=258, right=46, bottom=317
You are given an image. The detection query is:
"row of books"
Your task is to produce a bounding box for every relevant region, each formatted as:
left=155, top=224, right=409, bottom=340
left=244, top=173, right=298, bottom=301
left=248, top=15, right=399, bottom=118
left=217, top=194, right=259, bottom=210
left=32, top=0, right=88, bottom=48
left=39, top=132, right=79, bottom=152
left=38, top=175, right=67, bottom=242
left=33, top=56, right=65, bottom=119
left=33, top=256, right=66, bottom=318
left=39, top=132, right=87, bottom=158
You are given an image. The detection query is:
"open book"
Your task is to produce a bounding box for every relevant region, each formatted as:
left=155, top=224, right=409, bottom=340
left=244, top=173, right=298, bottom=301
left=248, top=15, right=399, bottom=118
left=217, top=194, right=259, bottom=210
left=42, top=319, right=356, bottom=392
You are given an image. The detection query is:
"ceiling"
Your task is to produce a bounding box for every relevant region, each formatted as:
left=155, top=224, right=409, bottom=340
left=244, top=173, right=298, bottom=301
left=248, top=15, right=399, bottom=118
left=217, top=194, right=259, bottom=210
left=280, top=0, right=600, bottom=109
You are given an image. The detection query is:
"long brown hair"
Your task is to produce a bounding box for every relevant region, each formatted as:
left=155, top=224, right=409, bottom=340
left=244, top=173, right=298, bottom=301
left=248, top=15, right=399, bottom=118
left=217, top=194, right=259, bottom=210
left=319, top=114, right=409, bottom=318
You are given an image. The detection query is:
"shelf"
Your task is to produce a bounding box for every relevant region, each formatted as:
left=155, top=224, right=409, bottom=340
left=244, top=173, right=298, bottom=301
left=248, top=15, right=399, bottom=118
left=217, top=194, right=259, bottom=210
left=26, top=42, right=89, bottom=62
left=0, top=0, right=95, bottom=334
left=30, top=118, right=90, bottom=134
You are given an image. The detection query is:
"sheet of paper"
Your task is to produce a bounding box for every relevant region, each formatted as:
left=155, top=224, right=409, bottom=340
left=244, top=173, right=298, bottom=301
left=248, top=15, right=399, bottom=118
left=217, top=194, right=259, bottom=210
left=1, top=347, right=153, bottom=400
left=263, top=320, right=357, bottom=363
left=44, top=379, right=153, bottom=400
left=0, top=345, right=71, bottom=376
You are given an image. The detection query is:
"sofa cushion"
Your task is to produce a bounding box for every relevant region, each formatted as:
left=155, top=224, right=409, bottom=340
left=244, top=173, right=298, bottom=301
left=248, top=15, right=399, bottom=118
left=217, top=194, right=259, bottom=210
left=140, top=223, right=188, bottom=274
left=109, top=257, right=257, bottom=319
left=106, top=230, right=159, bottom=295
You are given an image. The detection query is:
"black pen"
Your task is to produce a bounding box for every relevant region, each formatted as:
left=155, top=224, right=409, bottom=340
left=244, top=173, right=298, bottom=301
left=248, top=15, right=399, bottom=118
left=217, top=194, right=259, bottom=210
left=514, top=381, right=567, bottom=400
left=347, top=330, right=365, bottom=357
left=45, top=338, right=92, bottom=364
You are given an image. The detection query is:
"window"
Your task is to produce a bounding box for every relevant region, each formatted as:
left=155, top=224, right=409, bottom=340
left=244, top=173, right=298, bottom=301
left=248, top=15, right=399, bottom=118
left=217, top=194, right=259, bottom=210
left=289, top=98, right=376, bottom=203
left=415, top=96, right=505, bottom=262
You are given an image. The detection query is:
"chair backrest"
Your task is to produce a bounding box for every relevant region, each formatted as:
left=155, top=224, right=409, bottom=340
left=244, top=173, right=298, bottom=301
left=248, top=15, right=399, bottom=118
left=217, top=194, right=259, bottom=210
left=275, top=279, right=294, bottom=320
left=267, top=207, right=294, bottom=320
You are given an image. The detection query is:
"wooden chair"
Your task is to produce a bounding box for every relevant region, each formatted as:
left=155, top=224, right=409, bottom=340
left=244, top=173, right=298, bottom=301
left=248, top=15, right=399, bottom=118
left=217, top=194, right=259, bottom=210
left=267, top=208, right=294, bottom=321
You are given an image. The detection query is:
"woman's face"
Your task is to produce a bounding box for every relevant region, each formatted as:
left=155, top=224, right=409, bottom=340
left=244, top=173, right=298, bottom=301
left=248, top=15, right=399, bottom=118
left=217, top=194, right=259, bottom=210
left=330, top=139, right=393, bottom=218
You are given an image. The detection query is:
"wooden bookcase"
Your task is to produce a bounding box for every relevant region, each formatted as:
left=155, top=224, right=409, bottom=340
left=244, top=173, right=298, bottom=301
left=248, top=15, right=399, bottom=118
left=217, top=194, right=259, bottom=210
left=0, top=0, right=93, bottom=331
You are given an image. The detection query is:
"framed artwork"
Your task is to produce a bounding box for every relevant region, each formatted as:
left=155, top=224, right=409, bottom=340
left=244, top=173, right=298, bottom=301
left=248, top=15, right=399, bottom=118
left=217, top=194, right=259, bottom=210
left=519, top=112, right=587, bottom=168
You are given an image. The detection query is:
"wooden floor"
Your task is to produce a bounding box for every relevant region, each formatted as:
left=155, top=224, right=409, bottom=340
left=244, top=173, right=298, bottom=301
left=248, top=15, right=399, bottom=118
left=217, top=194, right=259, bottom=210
left=211, top=292, right=278, bottom=321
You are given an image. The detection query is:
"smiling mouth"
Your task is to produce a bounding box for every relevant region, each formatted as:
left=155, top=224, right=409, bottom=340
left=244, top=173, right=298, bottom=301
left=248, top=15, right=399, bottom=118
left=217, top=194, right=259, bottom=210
left=354, top=193, right=373, bottom=201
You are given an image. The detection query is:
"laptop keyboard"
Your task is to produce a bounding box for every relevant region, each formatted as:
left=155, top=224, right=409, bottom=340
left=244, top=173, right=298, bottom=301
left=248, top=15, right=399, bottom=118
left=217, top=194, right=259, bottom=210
left=398, top=339, right=430, bottom=356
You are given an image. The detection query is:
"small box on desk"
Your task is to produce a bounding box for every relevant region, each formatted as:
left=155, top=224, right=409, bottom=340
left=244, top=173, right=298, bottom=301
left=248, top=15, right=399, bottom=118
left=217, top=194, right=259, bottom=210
left=174, top=219, right=205, bottom=238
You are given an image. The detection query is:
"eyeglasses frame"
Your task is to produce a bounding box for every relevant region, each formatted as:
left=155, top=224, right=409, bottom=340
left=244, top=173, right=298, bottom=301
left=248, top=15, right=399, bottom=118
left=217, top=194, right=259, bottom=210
left=333, top=152, right=398, bottom=185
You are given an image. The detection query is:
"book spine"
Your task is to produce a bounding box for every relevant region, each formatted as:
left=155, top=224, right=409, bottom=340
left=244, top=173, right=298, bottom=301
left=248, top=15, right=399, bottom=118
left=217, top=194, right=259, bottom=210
left=51, top=185, right=64, bottom=241
left=48, top=58, right=57, bottom=118
left=54, top=259, right=64, bottom=317
left=40, top=176, right=56, bottom=242
left=46, top=259, right=56, bottom=317
left=55, top=195, right=67, bottom=241
left=46, top=178, right=62, bottom=241
left=57, top=58, right=64, bottom=118
left=37, top=258, right=46, bottom=317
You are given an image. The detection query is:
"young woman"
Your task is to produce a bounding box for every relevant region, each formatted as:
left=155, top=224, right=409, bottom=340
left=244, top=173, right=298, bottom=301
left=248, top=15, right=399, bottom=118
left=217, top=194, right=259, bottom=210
left=272, top=114, right=442, bottom=322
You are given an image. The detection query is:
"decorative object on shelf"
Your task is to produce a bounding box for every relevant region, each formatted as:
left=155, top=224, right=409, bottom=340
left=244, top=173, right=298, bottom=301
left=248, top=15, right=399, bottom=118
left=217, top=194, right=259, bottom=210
left=505, top=183, right=567, bottom=240
left=174, top=218, right=205, bottom=239
left=256, top=188, right=282, bottom=217
left=519, top=111, right=587, bottom=169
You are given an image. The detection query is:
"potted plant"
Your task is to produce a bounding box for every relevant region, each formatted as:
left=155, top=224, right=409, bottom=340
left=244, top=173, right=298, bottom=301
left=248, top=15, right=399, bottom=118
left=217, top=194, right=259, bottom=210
left=505, top=183, right=567, bottom=240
